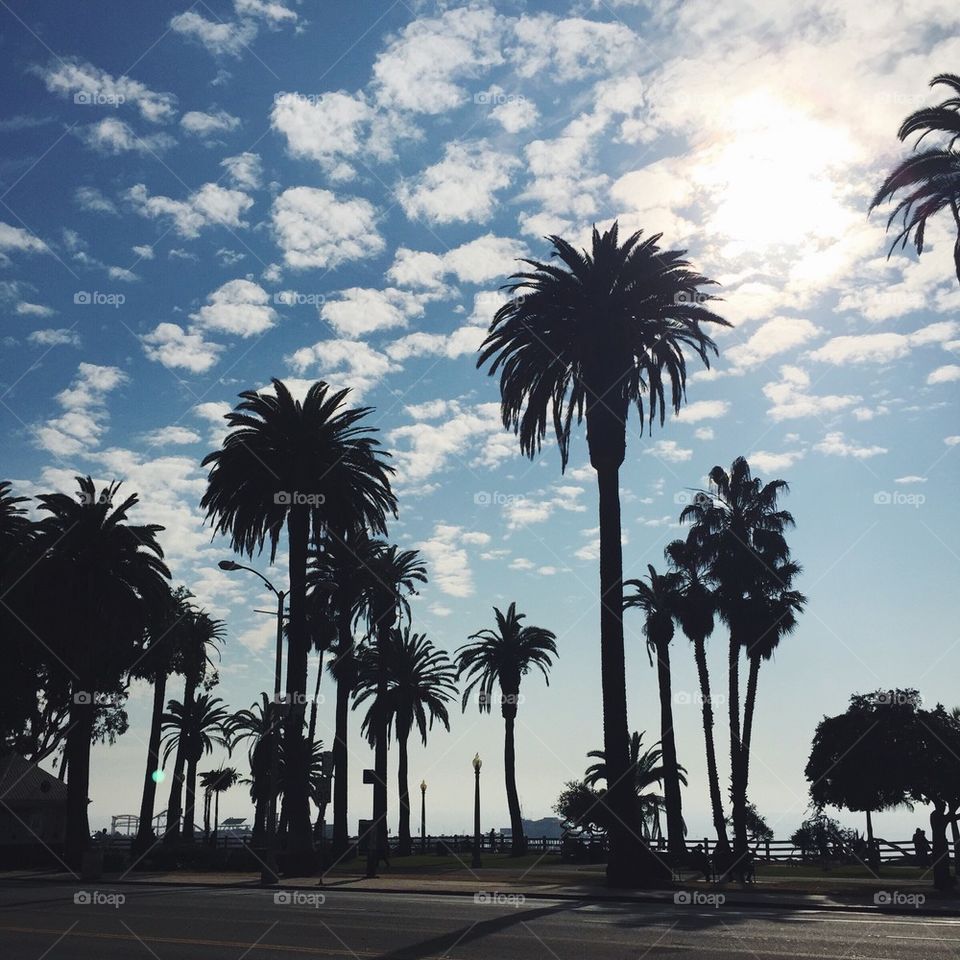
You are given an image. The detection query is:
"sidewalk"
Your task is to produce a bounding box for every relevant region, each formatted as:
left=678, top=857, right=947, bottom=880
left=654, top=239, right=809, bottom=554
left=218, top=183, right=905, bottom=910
left=3, top=866, right=959, bottom=916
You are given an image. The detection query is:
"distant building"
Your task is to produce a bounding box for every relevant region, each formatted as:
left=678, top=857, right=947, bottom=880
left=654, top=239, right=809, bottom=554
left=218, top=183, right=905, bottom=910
left=500, top=817, right=563, bottom=839
left=0, top=752, right=67, bottom=865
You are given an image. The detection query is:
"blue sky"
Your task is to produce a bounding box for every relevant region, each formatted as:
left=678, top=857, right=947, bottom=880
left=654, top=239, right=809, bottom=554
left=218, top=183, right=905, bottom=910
left=2, top=0, right=959, bottom=841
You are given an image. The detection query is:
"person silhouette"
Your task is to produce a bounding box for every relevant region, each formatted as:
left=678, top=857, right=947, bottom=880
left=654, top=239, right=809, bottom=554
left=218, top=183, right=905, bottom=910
left=913, top=827, right=930, bottom=866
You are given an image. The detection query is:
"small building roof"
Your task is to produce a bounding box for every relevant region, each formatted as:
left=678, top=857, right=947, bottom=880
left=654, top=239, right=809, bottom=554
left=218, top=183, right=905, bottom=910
left=0, top=752, right=67, bottom=804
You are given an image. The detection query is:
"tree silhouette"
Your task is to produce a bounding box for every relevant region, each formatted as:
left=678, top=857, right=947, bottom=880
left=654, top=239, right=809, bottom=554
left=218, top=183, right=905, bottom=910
left=870, top=74, right=960, bottom=285
left=457, top=602, right=557, bottom=856
left=201, top=379, right=396, bottom=867
left=478, top=223, right=727, bottom=885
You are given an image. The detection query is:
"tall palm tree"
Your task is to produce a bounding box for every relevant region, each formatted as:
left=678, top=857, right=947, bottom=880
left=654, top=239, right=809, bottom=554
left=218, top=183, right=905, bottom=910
left=680, top=457, right=797, bottom=859
left=201, top=379, right=396, bottom=864
left=354, top=543, right=427, bottom=875
left=477, top=224, right=727, bottom=885
left=870, top=74, right=960, bottom=285
left=200, top=766, right=240, bottom=838
left=161, top=693, right=231, bottom=842
left=355, top=627, right=457, bottom=856
left=585, top=731, right=686, bottom=840
left=623, top=566, right=686, bottom=854
left=32, top=477, right=169, bottom=866
left=457, top=603, right=557, bottom=856
left=164, top=607, right=225, bottom=842
left=666, top=534, right=727, bottom=843
left=131, top=584, right=193, bottom=855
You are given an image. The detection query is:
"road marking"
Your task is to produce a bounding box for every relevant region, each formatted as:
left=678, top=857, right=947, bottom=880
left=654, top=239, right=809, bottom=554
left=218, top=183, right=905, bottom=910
left=886, top=935, right=960, bottom=942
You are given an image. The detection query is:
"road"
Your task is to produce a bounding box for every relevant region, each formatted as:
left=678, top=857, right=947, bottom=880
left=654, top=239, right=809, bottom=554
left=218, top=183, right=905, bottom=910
left=0, top=882, right=958, bottom=959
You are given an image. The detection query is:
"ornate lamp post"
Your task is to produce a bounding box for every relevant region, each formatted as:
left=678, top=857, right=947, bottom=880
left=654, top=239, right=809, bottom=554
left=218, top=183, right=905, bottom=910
left=420, top=780, right=427, bottom=855
left=472, top=753, right=482, bottom=869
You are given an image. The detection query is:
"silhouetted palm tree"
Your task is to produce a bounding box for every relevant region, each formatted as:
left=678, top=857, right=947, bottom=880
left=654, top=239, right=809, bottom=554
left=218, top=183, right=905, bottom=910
left=164, top=607, right=225, bottom=842
left=33, top=477, right=169, bottom=866
left=161, top=693, right=231, bottom=842
left=132, top=584, right=193, bottom=855
left=354, top=543, right=427, bottom=875
left=228, top=693, right=273, bottom=841
left=585, top=731, right=685, bottom=840
left=477, top=224, right=727, bottom=885
left=200, top=766, right=240, bottom=838
left=666, top=534, right=727, bottom=843
left=355, top=628, right=457, bottom=856
left=871, top=74, right=960, bottom=285
left=681, top=457, right=798, bottom=859
left=457, top=603, right=557, bottom=856
left=201, top=379, right=396, bottom=862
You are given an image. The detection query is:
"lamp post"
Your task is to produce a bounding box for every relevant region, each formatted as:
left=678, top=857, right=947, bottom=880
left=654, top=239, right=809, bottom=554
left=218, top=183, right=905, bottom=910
left=472, top=753, right=482, bottom=869
left=420, top=780, right=427, bottom=855
left=218, top=560, right=285, bottom=885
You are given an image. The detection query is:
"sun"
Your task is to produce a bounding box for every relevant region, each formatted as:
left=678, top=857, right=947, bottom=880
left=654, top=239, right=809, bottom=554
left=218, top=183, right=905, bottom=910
left=692, top=90, right=860, bottom=257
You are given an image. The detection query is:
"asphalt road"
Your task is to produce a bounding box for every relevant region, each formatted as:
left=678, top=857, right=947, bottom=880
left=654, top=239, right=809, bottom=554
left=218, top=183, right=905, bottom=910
left=1, top=883, right=959, bottom=959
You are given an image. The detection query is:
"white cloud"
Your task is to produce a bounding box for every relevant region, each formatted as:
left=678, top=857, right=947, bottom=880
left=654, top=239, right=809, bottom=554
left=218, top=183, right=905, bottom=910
left=417, top=524, right=479, bottom=597
left=387, top=234, right=526, bottom=290
left=927, top=365, right=960, bottom=385
left=748, top=449, right=805, bottom=473
left=27, top=328, right=79, bottom=347
left=108, top=266, right=139, bottom=282
left=404, top=399, right=453, bottom=420
left=674, top=399, right=730, bottom=423
left=895, top=475, right=926, bottom=485
left=191, top=279, right=277, bottom=337
left=0, top=222, right=48, bottom=258
left=285, top=339, right=399, bottom=398
left=234, top=0, right=297, bottom=24
left=810, top=321, right=960, bottom=366
left=694, top=427, right=714, bottom=441
left=726, top=316, right=822, bottom=370
left=144, top=425, right=202, bottom=446
left=644, top=439, right=692, bottom=463
left=503, top=484, right=586, bottom=530
left=75, top=186, right=117, bottom=215
left=397, top=141, right=520, bottom=225
left=945, top=436, right=960, bottom=447
left=17, top=302, right=54, bottom=318
left=141, top=322, right=223, bottom=373
left=763, top=365, right=860, bottom=422
left=385, top=325, right=485, bottom=362
left=814, top=432, right=887, bottom=459
left=125, top=182, right=253, bottom=238
left=180, top=109, right=241, bottom=137
left=170, top=11, right=258, bottom=57
left=36, top=363, right=128, bottom=456
left=272, top=187, right=383, bottom=269
left=320, top=287, right=432, bottom=338
left=77, top=118, right=175, bottom=154
left=132, top=244, right=154, bottom=260
left=221, top=152, right=263, bottom=190
left=33, top=57, right=176, bottom=122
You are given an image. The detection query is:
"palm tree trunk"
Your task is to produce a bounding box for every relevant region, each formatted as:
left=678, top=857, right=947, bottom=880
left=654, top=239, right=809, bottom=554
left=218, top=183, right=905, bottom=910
left=728, top=632, right=747, bottom=858
left=397, top=727, right=411, bottom=857
left=653, top=639, right=685, bottom=854
left=183, top=754, right=198, bottom=841
left=165, top=676, right=195, bottom=843
left=931, top=803, right=953, bottom=890
left=950, top=812, right=960, bottom=875
left=64, top=684, right=95, bottom=868
left=595, top=461, right=662, bottom=886
left=284, top=507, right=314, bottom=865
left=735, top=652, right=761, bottom=857
left=865, top=809, right=880, bottom=872
left=134, top=670, right=167, bottom=854
left=307, top=650, right=324, bottom=748
left=214, top=791, right=220, bottom=836
left=332, top=645, right=351, bottom=857
left=503, top=702, right=525, bottom=856
left=366, top=613, right=392, bottom=878
left=693, top=636, right=727, bottom=843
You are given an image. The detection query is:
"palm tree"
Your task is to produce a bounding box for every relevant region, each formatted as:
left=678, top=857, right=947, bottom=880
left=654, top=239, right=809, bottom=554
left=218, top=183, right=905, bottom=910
left=161, top=693, right=231, bottom=842
left=665, top=534, right=727, bottom=844
left=228, top=694, right=273, bottom=841
left=164, top=607, right=225, bottom=842
left=585, top=731, right=686, bottom=841
left=354, top=543, right=427, bottom=875
left=131, top=584, right=193, bottom=855
left=680, top=457, right=798, bottom=859
left=200, top=766, right=240, bottom=838
left=355, top=628, right=457, bottom=856
left=477, top=224, right=727, bottom=885
left=201, top=379, right=396, bottom=864
left=457, top=603, right=557, bottom=856
left=870, top=74, right=960, bottom=285
left=32, top=477, right=170, bottom=866
left=623, top=565, right=686, bottom=854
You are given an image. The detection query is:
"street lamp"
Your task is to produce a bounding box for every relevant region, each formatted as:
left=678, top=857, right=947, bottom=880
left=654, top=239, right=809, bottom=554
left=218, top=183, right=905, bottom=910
left=420, top=780, right=427, bottom=855
left=472, top=753, right=482, bottom=869
left=218, top=559, right=285, bottom=885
